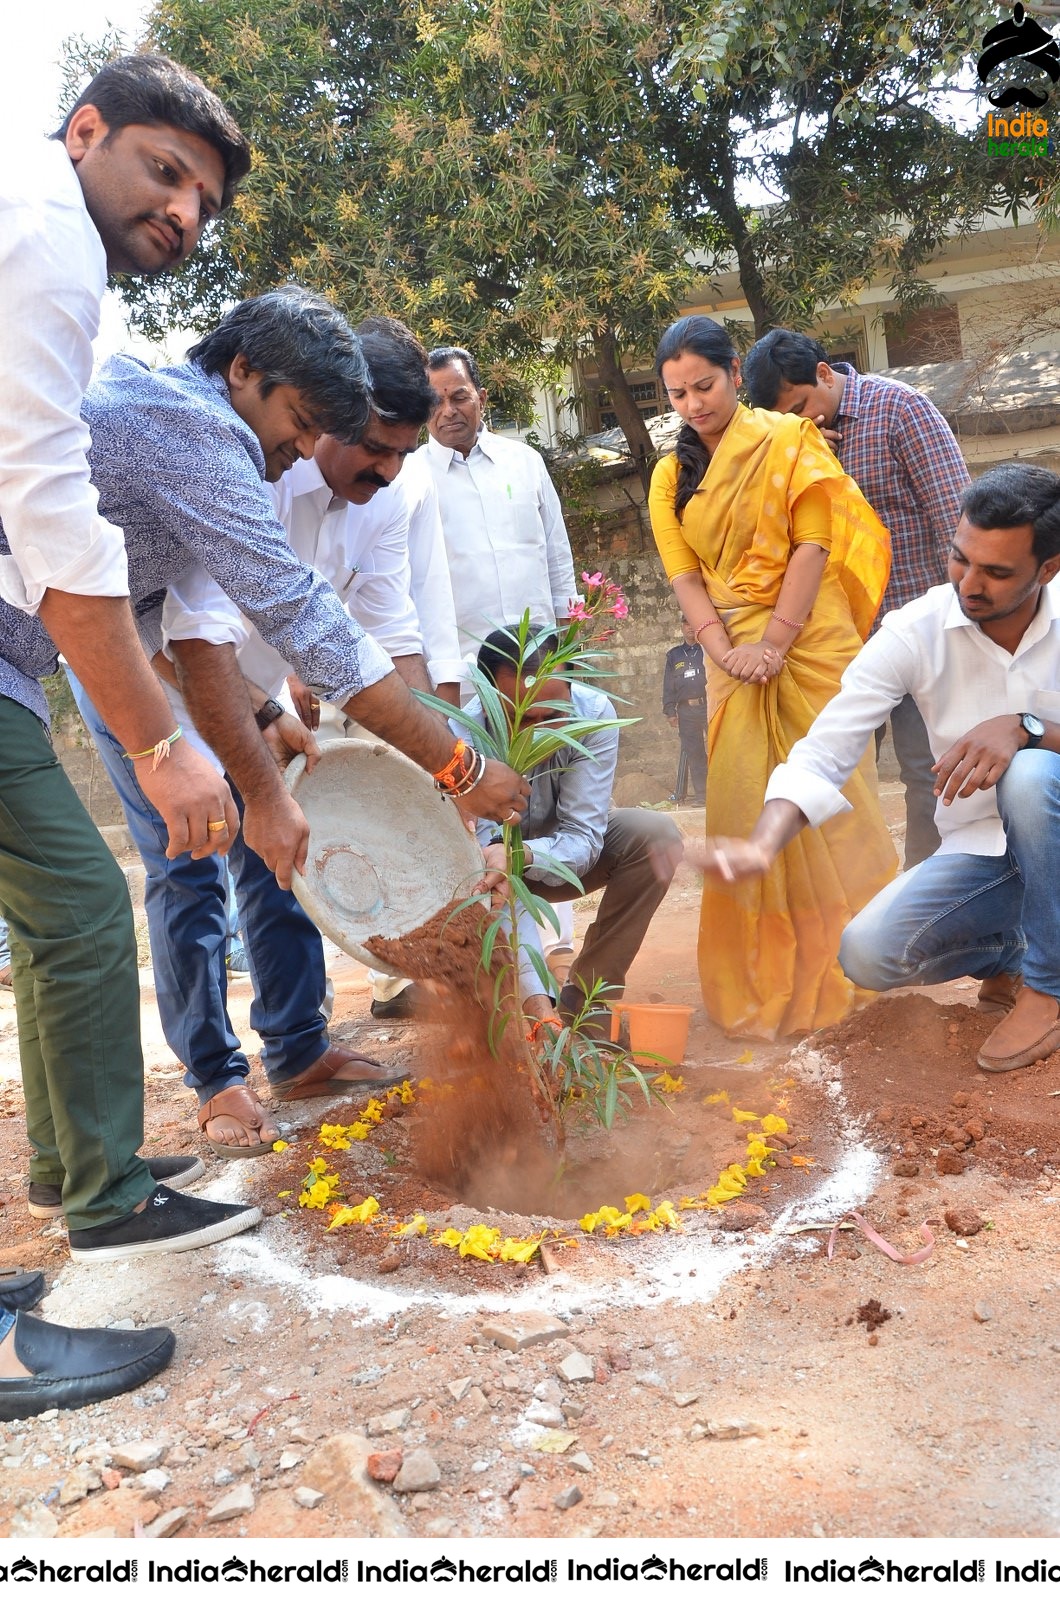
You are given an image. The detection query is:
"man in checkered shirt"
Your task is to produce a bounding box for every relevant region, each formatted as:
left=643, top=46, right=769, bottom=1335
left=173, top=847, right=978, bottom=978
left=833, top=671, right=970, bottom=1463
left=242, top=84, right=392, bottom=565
left=745, top=329, right=970, bottom=869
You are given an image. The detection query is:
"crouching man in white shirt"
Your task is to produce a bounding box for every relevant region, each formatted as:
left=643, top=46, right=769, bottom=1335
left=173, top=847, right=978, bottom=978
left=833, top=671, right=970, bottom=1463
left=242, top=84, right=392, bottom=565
left=687, top=464, right=1060, bottom=1075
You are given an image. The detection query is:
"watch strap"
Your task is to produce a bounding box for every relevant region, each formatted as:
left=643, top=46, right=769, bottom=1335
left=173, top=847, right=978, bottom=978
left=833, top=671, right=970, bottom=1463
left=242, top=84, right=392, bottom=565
left=254, top=697, right=286, bottom=732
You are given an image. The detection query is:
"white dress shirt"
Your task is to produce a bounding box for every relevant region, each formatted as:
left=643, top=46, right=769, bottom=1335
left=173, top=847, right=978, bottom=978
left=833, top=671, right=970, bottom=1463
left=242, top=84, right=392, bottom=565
left=162, top=455, right=462, bottom=694
left=0, top=138, right=129, bottom=612
left=418, top=428, right=578, bottom=657
left=390, top=452, right=463, bottom=686
left=765, top=580, right=1060, bottom=857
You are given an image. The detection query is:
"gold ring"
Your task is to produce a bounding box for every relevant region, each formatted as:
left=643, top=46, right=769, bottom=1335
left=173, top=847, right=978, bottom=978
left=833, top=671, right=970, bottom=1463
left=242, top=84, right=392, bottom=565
left=207, top=819, right=228, bottom=832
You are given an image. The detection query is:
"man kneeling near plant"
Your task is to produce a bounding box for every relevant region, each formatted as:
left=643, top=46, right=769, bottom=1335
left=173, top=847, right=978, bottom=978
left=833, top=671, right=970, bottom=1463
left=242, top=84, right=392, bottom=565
left=463, top=628, right=683, bottom=1034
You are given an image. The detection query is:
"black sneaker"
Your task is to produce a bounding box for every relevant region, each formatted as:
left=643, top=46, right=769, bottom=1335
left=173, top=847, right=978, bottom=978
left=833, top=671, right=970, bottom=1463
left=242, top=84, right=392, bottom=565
left=28, top=1155, right=206, bottom=1220
left=68, top=1186, right=261, bottom=1263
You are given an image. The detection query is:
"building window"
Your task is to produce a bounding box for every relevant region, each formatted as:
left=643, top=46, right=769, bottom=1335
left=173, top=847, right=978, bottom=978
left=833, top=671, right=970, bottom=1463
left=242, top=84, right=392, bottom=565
left=884, top=304, right=963, bottom=366
left=593, top=374, right=664, bottom=433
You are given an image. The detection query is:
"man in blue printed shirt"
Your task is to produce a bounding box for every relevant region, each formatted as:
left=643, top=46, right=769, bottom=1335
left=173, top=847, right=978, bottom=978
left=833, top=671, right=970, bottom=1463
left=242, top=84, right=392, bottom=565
left=64, top=290, right=527, bottom=1129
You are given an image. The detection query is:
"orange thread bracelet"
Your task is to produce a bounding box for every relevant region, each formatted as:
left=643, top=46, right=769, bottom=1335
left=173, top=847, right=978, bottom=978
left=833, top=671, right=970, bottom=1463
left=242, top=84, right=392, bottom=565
left=433, top=739, right=468, bottom=785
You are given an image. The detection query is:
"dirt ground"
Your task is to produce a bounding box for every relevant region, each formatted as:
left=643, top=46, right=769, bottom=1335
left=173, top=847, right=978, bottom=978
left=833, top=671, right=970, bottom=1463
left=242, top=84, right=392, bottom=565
left=2, top=785, right=1059, bottom=1542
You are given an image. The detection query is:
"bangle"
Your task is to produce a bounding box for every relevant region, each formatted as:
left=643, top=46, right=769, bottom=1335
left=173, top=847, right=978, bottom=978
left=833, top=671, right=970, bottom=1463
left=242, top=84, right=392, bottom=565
left=772, top=611, right=804, bottom=630
left=254, top=698, right=286, bottom=731
left=124, top=726, right=183, bottom=771
left=435, top=744, right=486, bottom=797
left=695, top=619, right=724, bottom=639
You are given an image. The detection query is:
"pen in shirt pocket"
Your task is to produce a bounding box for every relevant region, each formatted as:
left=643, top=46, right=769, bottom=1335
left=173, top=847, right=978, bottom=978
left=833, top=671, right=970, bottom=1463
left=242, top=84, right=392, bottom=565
left=506, top=484, right=512, bottom=499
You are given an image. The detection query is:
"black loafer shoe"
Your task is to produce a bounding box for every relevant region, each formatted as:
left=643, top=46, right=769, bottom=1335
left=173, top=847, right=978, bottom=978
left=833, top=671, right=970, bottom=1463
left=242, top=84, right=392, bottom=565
left=0, top=1270, right=46, bottom=1312
left=0, top=1311, right=175, bottom=1421
left=28, top=1155, right=207, bottom=1219
left=68, top=1186, right=261, bottom=1264
left=369, top=984, right=426, bottom=1022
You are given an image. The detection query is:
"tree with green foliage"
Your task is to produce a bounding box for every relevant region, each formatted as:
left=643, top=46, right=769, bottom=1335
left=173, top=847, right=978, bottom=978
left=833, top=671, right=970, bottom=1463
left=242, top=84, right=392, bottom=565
left=665, top=0, right=1050, bottom=335
left=65, top=0, right=1047, bottom=482
left=72, top=0, right=698, bottom=480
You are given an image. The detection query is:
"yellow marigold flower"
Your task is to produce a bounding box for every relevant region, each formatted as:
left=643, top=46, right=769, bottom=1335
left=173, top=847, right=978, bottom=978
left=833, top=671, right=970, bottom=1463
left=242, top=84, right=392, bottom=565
left=459, top=1225, right=501, bottom=1261
left=731, top=1107, right=759, bottom=1123
left=361, top=1099, right=385, bottom=1125
left=652, top=1201, right=680, bottom=1229
left=760, top=1113, right=789, bottom=1135
left=625, top=1192, right=651, bottom=1214
left=272, top=1139, right=289, bottom=1152
left=703, top=1090, right=729, bottom=1105
left=308, top=1157, right=328, bottom=1176
left=397, top=1215, right=427, bottom=1237
left=318, top=1124, right=352, bottom=1151
left=745, top=1138, right=770, bottom=1159
left=744, top=1157, right=768, bottom=1177
left=434, top=1228, right=465, bottom=1249
left=349, top=1123, right=371, bottom=1141
left=327, top=1196, right=380, bottom=1229
left=655, top=1071, right=685, bottom=1094
left=398, top=1080, right=416, bottom=1104
left=298, top=1179, right=332, bottom=1210
left=499, top=1236, right=542, bottom=1263
left=579, top=1210, right=603, bottom=1233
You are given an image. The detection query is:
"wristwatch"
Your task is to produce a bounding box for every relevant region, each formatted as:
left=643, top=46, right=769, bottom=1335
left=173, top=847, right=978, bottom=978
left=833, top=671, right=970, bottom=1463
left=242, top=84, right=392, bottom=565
left=1019, top=711, right=1045, bottom=749
left=254, top=697, right=286, bottom=731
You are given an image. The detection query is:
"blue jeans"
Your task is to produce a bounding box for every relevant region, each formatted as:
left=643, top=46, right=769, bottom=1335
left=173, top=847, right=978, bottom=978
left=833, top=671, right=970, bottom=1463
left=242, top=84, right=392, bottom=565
left=67, top=673, right=330, bottom=1099
left=839, top=750, right=1059, bottom=1001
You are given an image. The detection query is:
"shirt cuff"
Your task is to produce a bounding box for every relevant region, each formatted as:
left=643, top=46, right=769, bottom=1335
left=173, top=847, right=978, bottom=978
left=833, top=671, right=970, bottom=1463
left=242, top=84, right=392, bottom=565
left=320, top=631, right=394, bottom=704
left=764, top=763, right=853, bottom=828
left=427, top=655, right=466, bottom=686
left=0, top=531, right=130, bottom=615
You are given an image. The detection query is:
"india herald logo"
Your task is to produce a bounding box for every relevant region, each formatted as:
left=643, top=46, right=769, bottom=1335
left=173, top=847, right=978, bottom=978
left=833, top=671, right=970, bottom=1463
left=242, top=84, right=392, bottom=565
left=978, top=2, right=1060, bottom=109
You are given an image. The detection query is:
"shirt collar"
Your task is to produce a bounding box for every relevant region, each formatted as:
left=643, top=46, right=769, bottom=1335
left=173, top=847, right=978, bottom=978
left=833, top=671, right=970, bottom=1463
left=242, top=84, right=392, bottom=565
left=943, top=575, right=1060, bottom=646
left=286, top=454, right=339, bottom=507
left=425, top=427, right=492, bottom=469
left=832, top=362, right=861, bottom=421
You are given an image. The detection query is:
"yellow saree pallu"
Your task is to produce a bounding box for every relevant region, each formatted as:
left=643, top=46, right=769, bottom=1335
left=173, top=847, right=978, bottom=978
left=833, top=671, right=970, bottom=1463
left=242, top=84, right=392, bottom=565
left=652, top=408, right=898, bottom=1039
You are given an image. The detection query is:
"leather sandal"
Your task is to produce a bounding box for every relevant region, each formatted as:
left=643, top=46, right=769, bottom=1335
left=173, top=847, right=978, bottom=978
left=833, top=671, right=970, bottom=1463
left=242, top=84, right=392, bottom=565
left=198, top=1084, right=280, bottom=1159
left=270, top=1043, right=409, bottom=1103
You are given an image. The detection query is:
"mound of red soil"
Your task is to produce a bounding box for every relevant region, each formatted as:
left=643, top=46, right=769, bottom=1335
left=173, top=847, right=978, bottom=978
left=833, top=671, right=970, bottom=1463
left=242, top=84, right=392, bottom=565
left=815, top=993, right=1060, bottom=1179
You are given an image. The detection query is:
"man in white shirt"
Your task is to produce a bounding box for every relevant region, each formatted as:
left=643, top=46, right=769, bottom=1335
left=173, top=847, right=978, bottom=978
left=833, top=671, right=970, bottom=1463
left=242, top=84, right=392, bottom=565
left=0, top=54, right=258, bottom=1418
left=419, top=343, right=580, bottom=979
left=689, top=464, right=1060, bottom=1075
left=419, top=345, right=578, bottom=663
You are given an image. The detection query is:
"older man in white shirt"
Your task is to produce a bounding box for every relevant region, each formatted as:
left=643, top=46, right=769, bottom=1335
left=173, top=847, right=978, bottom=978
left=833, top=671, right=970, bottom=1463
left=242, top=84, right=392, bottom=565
left=419, top=345, right=578, bottom=664
left=419, top=343, right=580, bottom=975
left=689, top=464, right=1060, bottom=1076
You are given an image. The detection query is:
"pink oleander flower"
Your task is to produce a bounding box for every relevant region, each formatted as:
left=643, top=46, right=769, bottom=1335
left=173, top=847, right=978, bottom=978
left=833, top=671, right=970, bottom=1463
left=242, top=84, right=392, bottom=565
left=582, top=571, right=604, bottom=588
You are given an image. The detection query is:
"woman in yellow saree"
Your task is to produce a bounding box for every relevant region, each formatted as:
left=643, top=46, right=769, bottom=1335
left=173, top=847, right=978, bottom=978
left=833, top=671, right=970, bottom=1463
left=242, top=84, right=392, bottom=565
left=648, top=316, right=897, bottom=1039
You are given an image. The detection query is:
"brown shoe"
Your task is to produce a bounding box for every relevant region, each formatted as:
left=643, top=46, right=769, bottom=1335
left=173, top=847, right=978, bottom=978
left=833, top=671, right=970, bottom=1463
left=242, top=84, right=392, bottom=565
left=976, top=972, right=1022, bottom=1015
left=977, top=990, right=1060, bottom=1073
left=270, top=1044, right=409, bottom=1103
left=198, top=1084, right=281, bottom=1159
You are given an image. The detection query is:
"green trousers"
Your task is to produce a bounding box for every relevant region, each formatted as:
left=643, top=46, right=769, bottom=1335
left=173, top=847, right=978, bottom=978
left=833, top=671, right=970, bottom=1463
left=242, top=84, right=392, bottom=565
left=0, top=696, right=154, bottom=1230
